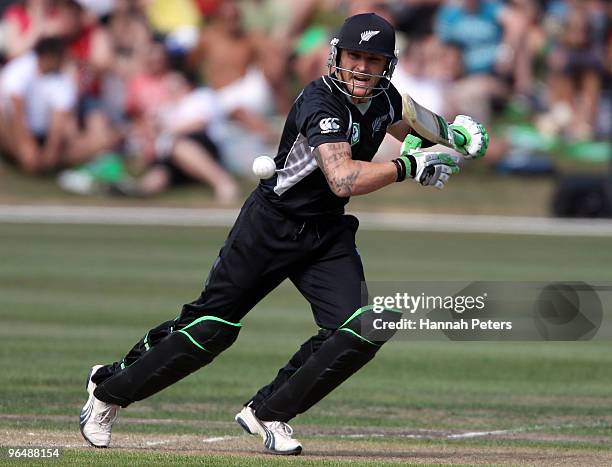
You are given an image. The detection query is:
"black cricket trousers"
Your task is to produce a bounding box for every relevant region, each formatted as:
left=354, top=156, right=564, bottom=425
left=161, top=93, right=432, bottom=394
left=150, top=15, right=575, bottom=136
left=93, top=190, right=368, bottom=415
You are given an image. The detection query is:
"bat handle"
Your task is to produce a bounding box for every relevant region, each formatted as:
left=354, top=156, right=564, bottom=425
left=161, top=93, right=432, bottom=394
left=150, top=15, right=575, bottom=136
left=451, top=128, right=468, bottom=148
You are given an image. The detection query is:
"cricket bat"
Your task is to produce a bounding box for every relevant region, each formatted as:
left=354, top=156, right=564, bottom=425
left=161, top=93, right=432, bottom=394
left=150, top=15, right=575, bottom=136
left=401, top=93, right=468, bottom=150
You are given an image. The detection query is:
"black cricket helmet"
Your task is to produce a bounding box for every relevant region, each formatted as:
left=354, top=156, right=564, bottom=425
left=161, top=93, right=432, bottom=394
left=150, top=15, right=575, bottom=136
left=327, top=13, right=398, bottom=99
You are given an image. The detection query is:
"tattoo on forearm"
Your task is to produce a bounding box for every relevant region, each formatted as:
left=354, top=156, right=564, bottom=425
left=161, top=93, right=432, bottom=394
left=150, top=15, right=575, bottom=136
left=315, top=143, right=359, bottom=195
left=331, top=168, right=361, bottom=196
left=315, top=144, right=351, bottom=174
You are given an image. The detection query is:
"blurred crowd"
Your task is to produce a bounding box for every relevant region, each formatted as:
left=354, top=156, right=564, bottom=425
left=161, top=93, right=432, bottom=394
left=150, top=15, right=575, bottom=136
left=0, top=0, right=610, bottom=202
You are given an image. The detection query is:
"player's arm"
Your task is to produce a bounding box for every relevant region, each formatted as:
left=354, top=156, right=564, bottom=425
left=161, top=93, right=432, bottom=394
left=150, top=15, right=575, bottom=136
left=315, top=140, right=459, bottom=197
left=386, top=120, right=410, bottom=141
left=314, top=141, right=396, bottom=197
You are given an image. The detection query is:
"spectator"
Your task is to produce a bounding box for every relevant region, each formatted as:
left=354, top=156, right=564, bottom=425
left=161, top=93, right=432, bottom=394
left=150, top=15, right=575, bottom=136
left=2, top=0, right=608, bottom=199
left=1, top=0, right=64, bottom=60
left=290, top=25, right=330, bottom=88
left=392, top=36, right=453, bottom=117
left=124, top=40, right=181, bottom=117
left=434, top=0, right=526, bottom=123
left=145, top=0, right=201, bottom=54
left=106, top=0, right=152, bottom=78
left=538, top=0, right=606, bottom=139
left=98, top=0, right=153, bottom=126
left=118, top=44, right=240, bottom=204
left=392, top=0, right=444, bottom=39
left=146, top=0, right=201, bottom=37
left=279, top=0, right=344, bottom=43
left=54, top=0, right=119, bottom=159
left=346, top=0, right=395, bottom=24
left=0, top=37, right=76, bottom=173
left=189, top=0, right=288, bottom=128
left=436, top=0, right=527, bottom=78
left=383, top=36, right=464, bottom=162
left=237, top=0, right=293, bottom=40
left=55, top=0, right=114, bottom=75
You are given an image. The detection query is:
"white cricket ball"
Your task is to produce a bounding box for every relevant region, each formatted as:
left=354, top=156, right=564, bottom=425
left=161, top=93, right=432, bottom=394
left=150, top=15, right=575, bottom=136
left=252, top=156, right=276, bottom=179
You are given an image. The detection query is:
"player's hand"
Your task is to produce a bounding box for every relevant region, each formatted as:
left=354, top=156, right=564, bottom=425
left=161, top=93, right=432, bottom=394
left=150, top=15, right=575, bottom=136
left=449, top=115, right=489, bottom=159
left=398, top=135, right=460, bottom=190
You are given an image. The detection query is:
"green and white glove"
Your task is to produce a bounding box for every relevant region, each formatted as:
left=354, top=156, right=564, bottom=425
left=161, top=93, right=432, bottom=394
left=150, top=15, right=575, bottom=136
left=394, top=134, right=460, bottom=190
left=449, top=115, right=489, bottom=159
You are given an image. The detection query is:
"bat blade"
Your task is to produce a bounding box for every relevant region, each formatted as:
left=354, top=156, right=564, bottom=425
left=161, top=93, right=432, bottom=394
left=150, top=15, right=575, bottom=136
left=401, top=94, right=466, bottom=149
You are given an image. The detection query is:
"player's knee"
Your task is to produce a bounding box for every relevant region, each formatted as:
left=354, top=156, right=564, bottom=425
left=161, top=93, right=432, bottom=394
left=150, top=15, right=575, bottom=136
left=93, top=318, right=241, bottom=407
left=177, top=316, right=241, bottom=356
left=338, top=306, right=401, bottom=347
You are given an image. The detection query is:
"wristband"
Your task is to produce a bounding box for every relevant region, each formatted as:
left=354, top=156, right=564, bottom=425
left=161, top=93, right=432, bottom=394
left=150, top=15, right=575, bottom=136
left=392, top=159, right=404, bottom=182
left=399, top=154, right=417, bottom=179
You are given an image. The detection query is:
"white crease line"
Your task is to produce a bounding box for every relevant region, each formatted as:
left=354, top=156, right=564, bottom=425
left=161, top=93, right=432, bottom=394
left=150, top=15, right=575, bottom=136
left=340, top=433, right=428, bottom=439
left=448, top=430, right=512, bottom=439
left=336, top=423, right=596, bottom=440
left=335, top=430, right=512, bottom=440
left=202, top=436, right=237, bottom=443
left=145, top=440, right=170, bottom=446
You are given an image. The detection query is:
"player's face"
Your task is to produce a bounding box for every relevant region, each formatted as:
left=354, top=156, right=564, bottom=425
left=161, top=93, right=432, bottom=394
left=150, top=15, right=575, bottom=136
left=338, top=49, right=387, bottom=99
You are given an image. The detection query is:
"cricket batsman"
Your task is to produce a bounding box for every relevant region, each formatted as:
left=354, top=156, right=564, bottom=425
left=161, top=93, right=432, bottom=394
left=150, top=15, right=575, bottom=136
left=79, top=13, right=488, bottom=455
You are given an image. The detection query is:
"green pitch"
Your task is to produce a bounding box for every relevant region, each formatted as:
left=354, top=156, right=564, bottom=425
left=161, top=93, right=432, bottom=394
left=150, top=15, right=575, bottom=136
left=1, top=222, right=612, bottom=465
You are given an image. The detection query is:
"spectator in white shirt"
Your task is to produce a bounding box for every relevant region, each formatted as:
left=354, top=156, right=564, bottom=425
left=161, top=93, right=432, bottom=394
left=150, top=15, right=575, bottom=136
left=0, top=37, right=76, bottom=173
left=0, top=36, right=115, bottom=174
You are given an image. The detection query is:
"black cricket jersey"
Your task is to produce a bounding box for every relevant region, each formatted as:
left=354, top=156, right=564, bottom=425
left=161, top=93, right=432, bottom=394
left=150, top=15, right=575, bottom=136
left=257, top=75, right=403, bottom=217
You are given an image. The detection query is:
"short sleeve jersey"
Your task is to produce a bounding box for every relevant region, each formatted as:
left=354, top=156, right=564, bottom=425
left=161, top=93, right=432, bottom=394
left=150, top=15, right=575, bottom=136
left=258, top=75, right=403, bottom=217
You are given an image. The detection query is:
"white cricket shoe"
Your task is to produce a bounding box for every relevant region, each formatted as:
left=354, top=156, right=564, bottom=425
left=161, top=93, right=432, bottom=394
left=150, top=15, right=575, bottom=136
left=79, top=365, right=120, bottom=448
left=235, top=405, right=302, bottom=455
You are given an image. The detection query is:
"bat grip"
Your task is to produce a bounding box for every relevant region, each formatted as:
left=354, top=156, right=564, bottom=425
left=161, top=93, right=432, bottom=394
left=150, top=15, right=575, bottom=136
left=451, top=128, right=468, bottom=148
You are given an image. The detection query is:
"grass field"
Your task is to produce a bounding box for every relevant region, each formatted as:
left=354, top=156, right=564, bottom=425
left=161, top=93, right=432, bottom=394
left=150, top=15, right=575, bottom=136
left=1, top=221, right=612, bottom=465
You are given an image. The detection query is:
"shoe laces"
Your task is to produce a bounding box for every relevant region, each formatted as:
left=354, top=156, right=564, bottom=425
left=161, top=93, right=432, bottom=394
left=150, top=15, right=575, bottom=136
left=268, top=421, right=293, bottom=438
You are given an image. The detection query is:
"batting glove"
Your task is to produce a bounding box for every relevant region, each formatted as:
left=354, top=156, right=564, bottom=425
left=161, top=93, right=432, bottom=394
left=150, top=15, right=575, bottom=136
left=449, top=115, right=489, bottom=159
left=394, top=134, right=460, bottom=190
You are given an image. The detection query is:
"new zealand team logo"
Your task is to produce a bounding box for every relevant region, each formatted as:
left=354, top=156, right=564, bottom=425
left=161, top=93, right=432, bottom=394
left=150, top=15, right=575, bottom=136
left=351, top=123, right=360, bottom=146
left=372, top=115, right=387, bottom=134
left=359, top=30, right=380, bottom=44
